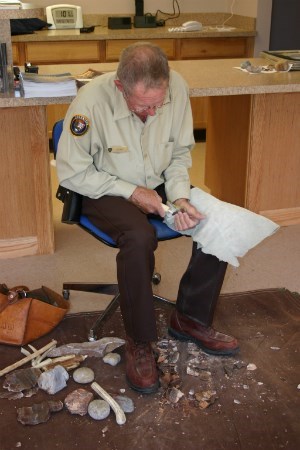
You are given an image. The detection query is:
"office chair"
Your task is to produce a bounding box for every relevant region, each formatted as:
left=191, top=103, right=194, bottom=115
left=53, top=119, right=181, bottom=341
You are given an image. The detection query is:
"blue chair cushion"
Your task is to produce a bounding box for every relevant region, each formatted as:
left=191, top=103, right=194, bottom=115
left=80, top=214, right=180, bottom=247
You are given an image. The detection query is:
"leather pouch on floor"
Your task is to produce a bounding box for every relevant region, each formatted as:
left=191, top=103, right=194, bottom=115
left=0, top=284, right=69, bottom=346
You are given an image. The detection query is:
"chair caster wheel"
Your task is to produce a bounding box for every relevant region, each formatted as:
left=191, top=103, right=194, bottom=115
left=152, top=273, right=161, bottom=285
left=62, top=289, right=70, bottom=300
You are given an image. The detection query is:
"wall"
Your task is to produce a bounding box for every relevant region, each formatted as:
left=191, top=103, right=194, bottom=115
left=22, top=0, right=257, bottom=16
left=254, top=0, right=272, bottom=56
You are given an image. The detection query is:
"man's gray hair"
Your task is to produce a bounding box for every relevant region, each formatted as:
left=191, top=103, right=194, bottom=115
left=116, top=42, right=170, bottom=95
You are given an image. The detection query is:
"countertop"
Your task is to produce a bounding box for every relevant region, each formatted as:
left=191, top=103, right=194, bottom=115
left=11, top=25, right=256, bottom=42
left=1, top=58, right=299, bottom=108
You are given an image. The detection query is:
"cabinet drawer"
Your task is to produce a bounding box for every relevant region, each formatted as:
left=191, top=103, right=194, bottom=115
left=24, top=41, right=101, bottom=64
left=180, top=37, right=252, bottom=59
left=106, top=39, right=176, bottom=61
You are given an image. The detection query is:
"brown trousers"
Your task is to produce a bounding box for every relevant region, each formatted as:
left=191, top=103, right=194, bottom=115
left=82, top=185, right=227, bottom=342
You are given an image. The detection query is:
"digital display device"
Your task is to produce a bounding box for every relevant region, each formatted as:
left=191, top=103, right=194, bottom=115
left=46, top=4, right=83, bottom=29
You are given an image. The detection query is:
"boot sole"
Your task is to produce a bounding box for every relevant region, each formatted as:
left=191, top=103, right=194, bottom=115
left=126, top=376, right=160, bottom=394
left=168, top=327, right=240, bottom=357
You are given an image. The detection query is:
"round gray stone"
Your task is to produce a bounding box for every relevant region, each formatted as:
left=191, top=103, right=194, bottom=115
left=114, top=395, right=135, bottom=413
left=73, top=367, right=95, bottom=384
left=88, top=400, right=110, bottom=420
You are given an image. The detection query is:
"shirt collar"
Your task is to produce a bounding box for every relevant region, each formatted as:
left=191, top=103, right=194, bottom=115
left=114, top=84, right=132, bottom=121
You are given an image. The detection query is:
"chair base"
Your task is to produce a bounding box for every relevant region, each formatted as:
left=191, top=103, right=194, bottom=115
left=62, top=281, right=175, bottom=341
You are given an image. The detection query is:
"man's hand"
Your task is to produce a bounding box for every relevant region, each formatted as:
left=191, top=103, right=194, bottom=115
left=130, top=186, right=166, bottom=217
left=173, top=198, right=205, bottom=231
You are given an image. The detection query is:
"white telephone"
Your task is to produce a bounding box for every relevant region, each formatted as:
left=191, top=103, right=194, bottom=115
left=168, top=20, right=202, bottom=33
left=181, top=21, right=202, bottom=31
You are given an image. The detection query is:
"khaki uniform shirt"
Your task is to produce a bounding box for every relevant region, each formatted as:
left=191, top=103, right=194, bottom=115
left=56, top=69, right=195, bottom=203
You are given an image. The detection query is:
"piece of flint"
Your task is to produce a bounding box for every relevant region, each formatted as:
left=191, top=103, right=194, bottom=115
left=47, top=337, right=125, bottom=358
left=17, top=400, right=63, bottom=425
left=3, top=367, right=42, bottom=392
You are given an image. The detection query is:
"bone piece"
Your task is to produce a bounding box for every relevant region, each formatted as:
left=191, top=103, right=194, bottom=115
left=33, top=358, right=53, bottom=369
left=32, top=346, right=56, bottom=366
left=41, top=355, right=87, bottom=372
left=33, top=354, right=76, bottom=369
left=47, top=337, right=125, bottom=358
left=20, top=348, right=32, bottom=357
left=0, top=340, right=57, bottom=378
left=91, top=381, right=126, bottom=425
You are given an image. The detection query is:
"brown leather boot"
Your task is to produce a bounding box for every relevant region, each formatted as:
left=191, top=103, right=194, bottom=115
left=169, top=310, right=239, bottom=356
left=125, top=336, right=159, bottom=394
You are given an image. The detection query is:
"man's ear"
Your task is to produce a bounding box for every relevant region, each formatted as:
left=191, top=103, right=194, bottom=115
left=114, top=79, right=124, bottom=92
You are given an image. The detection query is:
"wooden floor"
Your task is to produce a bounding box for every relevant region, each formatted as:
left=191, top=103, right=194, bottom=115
left=0, top=289, right=299, bottom=450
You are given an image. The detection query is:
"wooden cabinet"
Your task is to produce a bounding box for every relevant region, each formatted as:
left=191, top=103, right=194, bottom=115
left=12, top=36, right=254, bottom=66
left=22, top=41, right=104, bottom=65
left=179, top=37, right=253, bottom=59
left=106, top=39, right=177, bottom=61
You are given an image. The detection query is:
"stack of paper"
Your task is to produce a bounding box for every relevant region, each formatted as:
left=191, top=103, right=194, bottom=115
left=0, top=0, right=22, bottom=9
left=19, top=72, right=78, bottom=98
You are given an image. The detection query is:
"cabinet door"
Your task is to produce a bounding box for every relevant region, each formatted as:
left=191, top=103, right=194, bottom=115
left=180, top=37, right=254, bottom=59
left=12, top=43, right=19, bottom=65
left=24, top=41, right=103, bottom=64
left=106, top=39, right=176, bottom=61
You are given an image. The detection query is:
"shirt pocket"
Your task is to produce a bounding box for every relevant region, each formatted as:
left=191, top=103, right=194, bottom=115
left=100, top=146, right=134, bottom=176
left=154, top=141, right=174, bottom=175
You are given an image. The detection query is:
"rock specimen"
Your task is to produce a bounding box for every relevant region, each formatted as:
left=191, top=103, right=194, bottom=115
left=114, top=395, right=135, bottom=413
left=103, top=353, right=121, bottom=366
left=3, top=367, right=42, bottom=392
left=17, top=400, right=63, bottom=425
left=47, top=337, right=125, bottom=358
left=88, top=399, right=110, bottom=420
left=64, top=388, right=94, bottom=416
left=73, top=367, right=95, bottom=384
left=38, top=365, right=69, bottom=394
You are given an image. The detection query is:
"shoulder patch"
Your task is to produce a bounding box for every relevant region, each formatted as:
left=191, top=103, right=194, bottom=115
left=70, top=115, right=90, bottom=136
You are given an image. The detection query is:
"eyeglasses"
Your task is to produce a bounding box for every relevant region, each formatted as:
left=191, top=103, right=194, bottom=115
left=123, top=89, right=171, bottom=114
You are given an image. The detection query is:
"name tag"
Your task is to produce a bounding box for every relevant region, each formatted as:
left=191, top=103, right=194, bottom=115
left=108, top=146, right=128, bottom=153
